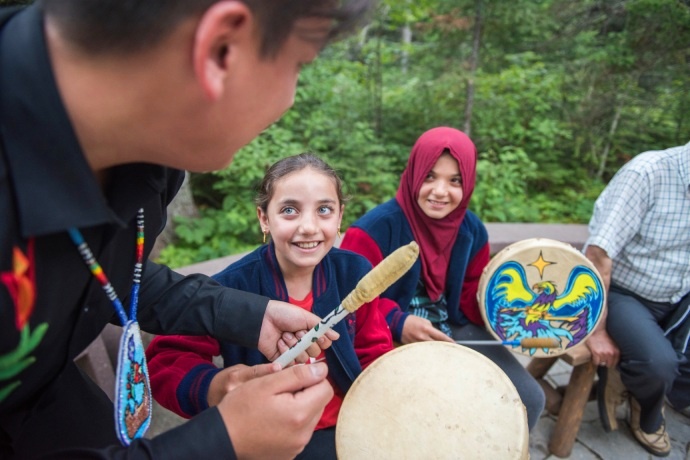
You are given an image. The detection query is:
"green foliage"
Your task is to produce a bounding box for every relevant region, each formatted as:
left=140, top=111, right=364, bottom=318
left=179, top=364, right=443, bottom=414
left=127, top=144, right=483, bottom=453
left=161, top=0, right=690, bottom=266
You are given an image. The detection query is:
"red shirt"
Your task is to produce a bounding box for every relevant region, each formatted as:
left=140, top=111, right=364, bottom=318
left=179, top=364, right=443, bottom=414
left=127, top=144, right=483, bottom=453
left=289, top=292, right=342, bottom=429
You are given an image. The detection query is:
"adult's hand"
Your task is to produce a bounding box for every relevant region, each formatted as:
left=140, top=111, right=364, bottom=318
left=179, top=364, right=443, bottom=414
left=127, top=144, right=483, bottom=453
left=218, top=362, right=333, bottom=459
left=400, top=315, right=454, bottom=344
left=259, top=300, right=339, bottom=363
left=583, top=244, right=618, bottom=367
left=586, top=329, right=620, bottom=368
left=207, top=362, right=280, bottom=408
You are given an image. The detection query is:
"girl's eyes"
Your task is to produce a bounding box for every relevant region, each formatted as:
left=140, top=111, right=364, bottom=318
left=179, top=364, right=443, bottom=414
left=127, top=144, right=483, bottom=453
left=279, top=206, right=334, bottom=215
left=424, top=174, right=462, bottom=185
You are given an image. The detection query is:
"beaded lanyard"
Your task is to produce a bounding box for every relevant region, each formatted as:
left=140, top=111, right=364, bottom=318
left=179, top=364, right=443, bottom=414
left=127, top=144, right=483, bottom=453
left=68, top=208, right=151, bottom=446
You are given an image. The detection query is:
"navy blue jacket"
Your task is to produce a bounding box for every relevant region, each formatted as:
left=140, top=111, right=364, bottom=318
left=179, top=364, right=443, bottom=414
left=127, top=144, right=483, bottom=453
left=147, top=244, right=392, bottom=420
left=341, top=199, right=490, bottom=342
left=214, top=245, right=373, bottom=393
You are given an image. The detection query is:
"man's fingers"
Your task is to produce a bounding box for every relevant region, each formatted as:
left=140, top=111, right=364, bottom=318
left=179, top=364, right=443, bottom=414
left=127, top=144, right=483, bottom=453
left=268, top=362, right=330, bottom=394
left=305, top=342, right=322, bottom=358
left=315, top=330, right=338, bottom=350
left=291, top=378, right=334, bottom=423
left=220, top=363, right=281, bottom=395
left=278, top=332, right=307, bottom=363
left=248, top=362, right=282, bottom=380
left=282, top=331, right=299, bottom=347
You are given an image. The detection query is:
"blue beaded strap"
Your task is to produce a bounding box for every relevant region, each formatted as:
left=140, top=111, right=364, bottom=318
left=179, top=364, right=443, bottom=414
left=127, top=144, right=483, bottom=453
left=68, top=208, right=151, bottom=445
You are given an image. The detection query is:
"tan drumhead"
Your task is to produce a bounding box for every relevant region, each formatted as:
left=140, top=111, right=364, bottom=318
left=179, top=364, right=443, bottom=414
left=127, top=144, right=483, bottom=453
left=335, top=342, right=528, bottom=459
left=478, top=238, right=606, bottom=357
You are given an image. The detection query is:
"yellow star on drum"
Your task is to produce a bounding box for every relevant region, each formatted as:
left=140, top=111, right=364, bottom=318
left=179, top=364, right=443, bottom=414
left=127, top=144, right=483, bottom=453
left=528, top=250, right=555, bottom=278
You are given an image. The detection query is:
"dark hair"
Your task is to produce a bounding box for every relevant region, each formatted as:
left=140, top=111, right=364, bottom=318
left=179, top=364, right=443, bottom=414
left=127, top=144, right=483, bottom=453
left=256, top=153, right=347, bottom=212
left=41, top=0, right=375, bottom=57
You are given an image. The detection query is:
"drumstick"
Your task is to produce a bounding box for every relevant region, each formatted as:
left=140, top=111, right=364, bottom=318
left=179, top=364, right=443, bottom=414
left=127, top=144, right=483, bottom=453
left=275, top=241, right=420, bottom=368
left=456, top=337, right=559, bottom=348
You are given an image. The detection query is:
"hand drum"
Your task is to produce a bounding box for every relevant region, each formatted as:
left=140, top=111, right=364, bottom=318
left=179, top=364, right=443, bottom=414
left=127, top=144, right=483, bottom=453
left=478, top=238, right=606, bottom=357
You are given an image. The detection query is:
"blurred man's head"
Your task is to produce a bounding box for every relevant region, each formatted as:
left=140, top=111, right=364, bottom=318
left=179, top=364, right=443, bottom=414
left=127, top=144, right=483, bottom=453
left=41, top=0, right=375, bottom=172
left=42, top=0, right=373, bottom=57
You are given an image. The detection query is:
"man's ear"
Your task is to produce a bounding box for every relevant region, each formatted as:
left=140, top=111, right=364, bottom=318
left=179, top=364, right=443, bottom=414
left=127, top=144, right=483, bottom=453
left=193, top=1, right=255, bottom=101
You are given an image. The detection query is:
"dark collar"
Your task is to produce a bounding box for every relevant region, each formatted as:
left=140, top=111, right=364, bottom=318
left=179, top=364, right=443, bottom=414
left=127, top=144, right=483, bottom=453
left=0, top=4, right=168, bottom=238
left=261, top=243, right=330, bottom=303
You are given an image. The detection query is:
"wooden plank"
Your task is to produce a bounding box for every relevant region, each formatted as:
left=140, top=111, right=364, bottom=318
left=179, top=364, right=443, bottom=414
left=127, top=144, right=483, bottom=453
left=485, top=223, right=589, bottom=254
left=561, top=345, right=592, bottom=367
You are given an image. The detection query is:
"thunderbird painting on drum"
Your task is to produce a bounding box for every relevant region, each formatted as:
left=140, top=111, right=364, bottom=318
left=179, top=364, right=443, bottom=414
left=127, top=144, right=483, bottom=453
left=478, top=238, right=606, bottom=357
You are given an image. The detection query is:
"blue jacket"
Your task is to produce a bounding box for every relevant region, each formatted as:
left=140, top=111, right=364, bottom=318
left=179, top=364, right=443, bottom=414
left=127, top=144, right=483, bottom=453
left=164, top=244, right=393, bottom=418
left=215, top=244, right=371, bottom=390
left=341, top=199, right=489, bottom=342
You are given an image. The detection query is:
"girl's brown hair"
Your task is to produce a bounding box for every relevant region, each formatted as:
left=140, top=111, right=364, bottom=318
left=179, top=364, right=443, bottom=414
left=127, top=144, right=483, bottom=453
left=256, top=153, right=347, bottom=212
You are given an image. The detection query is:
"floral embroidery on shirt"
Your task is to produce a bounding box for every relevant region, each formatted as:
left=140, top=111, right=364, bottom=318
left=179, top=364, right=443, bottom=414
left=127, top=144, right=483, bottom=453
left=0, top=239, right=49, bottom=402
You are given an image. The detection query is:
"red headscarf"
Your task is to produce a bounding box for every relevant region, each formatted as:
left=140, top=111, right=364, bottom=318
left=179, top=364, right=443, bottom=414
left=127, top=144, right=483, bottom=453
left=395, top=127, right=477, bottom=301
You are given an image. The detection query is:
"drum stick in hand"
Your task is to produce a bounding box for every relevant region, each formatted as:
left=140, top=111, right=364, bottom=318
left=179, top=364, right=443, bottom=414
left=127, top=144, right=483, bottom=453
left=275, top=241, right=420, bottom=368
left=456, top=337, right=559, bottom=348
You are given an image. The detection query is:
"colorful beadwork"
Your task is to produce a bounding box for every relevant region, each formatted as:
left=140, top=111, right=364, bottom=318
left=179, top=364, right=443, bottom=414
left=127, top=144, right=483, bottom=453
left=68, top=208, right=151, bottom=445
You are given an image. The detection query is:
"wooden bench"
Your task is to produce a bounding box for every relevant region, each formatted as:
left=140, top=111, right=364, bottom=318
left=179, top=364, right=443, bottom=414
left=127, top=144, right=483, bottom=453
left=527, top=346, right=595, bottom=457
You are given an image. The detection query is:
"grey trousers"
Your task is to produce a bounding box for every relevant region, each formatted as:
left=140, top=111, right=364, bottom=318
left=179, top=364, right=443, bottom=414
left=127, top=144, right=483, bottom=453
left=450, top=323, right=545, bottom=431
left=607, top=285, right=690, bottom=433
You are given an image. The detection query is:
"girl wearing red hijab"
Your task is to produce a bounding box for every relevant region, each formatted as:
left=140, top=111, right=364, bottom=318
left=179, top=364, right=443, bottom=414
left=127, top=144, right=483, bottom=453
left=340, top=127, right=545, bottom=430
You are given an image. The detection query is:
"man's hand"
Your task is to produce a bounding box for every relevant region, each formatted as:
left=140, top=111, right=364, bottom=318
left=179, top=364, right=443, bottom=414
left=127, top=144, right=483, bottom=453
left=218, top=362, right=333, bottom=459
left=259, top=300, right=339, bottom=363
left=583, top=244, right=619, bottom=367
left=400, top=315, right=454, bottom=344
left=207, top=362, right=281, bottom=408
left=586, top=329, right=620, bottom=368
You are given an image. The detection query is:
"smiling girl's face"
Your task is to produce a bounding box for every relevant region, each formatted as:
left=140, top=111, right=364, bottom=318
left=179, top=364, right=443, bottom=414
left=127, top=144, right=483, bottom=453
left=416, top=153, right=464, bottom=220
left=258, top=166, right=343, bottom=278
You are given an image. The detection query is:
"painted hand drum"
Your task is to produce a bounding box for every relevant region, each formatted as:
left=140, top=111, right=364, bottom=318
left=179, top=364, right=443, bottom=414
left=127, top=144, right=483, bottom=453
left=335, top=342, right=528, bottom=460
left=478, top=238, right=605, bottom=357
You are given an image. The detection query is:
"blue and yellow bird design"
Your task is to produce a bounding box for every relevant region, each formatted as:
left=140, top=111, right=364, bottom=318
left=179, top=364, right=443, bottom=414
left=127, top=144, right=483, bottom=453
left=484, top=261, right=604, bottom=355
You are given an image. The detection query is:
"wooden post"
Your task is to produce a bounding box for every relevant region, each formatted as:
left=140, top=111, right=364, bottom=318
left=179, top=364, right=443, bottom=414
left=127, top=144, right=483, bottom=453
left=548, top=360, right=597, bottom=457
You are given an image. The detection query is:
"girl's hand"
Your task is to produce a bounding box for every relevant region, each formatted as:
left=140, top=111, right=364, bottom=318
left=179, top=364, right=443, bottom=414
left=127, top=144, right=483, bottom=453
left=401, top=315, right=454, bottom=344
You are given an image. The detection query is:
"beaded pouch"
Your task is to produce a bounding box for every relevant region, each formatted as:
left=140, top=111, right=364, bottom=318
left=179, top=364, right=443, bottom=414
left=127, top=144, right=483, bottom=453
left=114, top=320, right=152, bottom=445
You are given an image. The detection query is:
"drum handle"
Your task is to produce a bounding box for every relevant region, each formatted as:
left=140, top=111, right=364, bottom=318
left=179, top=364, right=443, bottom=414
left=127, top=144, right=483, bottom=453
left=275, top=241, right=419, bottom=368
left=456, top=337, right=559, bottom=348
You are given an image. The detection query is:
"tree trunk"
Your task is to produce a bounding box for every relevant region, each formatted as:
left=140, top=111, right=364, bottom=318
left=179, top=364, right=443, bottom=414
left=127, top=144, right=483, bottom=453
left=463, top=0, right=482, bottom=136
left=373, top=29, right=383, bottom=137
left=596, top=105, right=622, bottom=180
left=150, top=172, right=199, bottom=260
left=401, top=24, right=412, bottom=74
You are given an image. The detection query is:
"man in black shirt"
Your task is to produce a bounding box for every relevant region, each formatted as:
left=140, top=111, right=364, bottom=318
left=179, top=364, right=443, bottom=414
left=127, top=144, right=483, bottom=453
left=0, top=1, right=372, bottom=458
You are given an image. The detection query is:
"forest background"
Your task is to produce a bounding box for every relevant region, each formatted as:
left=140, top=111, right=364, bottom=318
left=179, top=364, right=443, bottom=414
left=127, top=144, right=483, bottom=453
left=6, top=0, right=689, bottom=267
